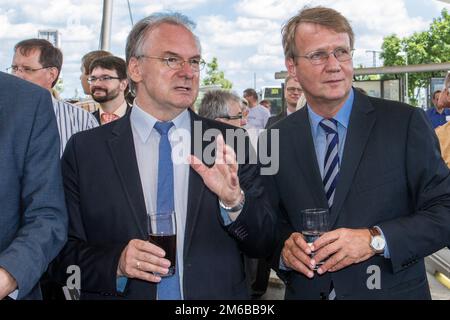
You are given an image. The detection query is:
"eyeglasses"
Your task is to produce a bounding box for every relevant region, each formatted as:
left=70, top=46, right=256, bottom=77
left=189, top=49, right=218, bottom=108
left=286, top=87, right=303, bottom=93
left=138, top=55, right=206, bottom=72
left=219, top=113, right=243, bottom=120
left=87, top=76, right=121, bottom=84
left=6, top=65, right=54, bottom=74
left=296, top=47, right=354, bottom=65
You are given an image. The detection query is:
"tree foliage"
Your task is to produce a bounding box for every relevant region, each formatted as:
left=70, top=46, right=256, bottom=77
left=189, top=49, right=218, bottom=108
left=380, top=9, right=450, bottom=105
left=202, top=57, right=233, bottom=89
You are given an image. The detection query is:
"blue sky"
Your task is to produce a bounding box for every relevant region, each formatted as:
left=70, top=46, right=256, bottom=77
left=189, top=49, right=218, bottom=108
left=0, top=0, right=448, bottom=99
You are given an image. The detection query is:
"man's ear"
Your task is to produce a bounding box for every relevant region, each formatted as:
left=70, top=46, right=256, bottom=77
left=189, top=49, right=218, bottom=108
left=128, top=57, right=142, bottom=83
left=286, top=58, right=297, bottom=78
left=48, top=67, right=59, bottom=87
left=120, top=79, right=128, bottom=91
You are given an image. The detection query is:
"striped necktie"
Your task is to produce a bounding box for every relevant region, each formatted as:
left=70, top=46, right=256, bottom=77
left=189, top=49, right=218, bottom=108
left=319, top=118, right=339, bottom=300
left=319, top=119, right=339, bottom=208
left=154, top=121, right=181, bottom=300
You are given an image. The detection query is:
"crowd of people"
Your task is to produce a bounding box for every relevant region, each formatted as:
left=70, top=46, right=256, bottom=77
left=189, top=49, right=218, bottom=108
left=1, top=6, right=450, bottom=301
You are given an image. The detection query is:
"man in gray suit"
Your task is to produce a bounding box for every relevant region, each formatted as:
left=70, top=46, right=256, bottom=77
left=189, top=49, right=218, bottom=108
left=0, top=72, right=67, bottom=300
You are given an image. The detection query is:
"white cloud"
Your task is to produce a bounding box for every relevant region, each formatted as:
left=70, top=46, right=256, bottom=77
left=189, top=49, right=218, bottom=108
left=0, top=0, right=442, bottom=98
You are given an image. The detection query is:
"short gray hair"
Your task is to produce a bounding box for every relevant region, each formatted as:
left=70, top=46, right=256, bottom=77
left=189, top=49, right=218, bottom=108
left=199, top=90, right=241, bottom=120
left=125, top=12, right=201, bottom=93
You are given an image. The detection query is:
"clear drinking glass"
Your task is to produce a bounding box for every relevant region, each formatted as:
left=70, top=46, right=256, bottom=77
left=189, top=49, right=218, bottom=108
left=301, top=208, right=329, bottom=270
left=147, top=211, right=177, bottom=277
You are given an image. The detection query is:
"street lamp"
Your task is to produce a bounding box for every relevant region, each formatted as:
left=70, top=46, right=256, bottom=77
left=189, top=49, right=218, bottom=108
left=397, top=51, right=409, bottom=104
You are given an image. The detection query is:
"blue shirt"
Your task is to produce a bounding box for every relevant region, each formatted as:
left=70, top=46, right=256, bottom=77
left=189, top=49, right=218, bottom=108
left=426, top=107, right=450, bottom=129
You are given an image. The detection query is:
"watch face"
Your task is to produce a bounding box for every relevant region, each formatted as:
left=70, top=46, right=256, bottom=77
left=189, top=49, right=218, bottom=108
left=372, top=236, right=386, bottom=251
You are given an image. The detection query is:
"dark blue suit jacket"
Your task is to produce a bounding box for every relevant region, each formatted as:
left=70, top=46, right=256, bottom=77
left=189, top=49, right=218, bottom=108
left=264, top=89, right=450, bottom=299
left=54, top=110, right=276, bottom=299
left=0, top=72, right=68, bottom=299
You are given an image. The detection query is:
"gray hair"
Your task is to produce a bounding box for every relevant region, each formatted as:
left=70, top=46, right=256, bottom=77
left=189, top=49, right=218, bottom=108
left=125, top=12, right=201, bottom=93
left=199, top=90, right=241, bottom=120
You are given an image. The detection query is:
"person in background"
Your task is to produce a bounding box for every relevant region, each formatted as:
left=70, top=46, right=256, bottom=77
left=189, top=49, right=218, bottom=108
left=88, top=56, right=132, bottom=125
left=266, top=75, right=303, bottom=128
left=435, top=73, right=450, bottom=167
left=198, top=90, right=244, bottom=128
left=10, top=39, right=98, bottom=156
left=75, top=50, right=112, bottom=112
left=260, top=99, right=272, bottom=114
left=243, top=88, right=271, bottom=130
left=426, top=89, right=450, bottom=129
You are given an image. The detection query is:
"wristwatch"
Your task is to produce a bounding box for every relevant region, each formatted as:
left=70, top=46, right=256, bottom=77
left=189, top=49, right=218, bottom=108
left=219, top=189, right=245, bottom=213
left=369, top=226, right=386, bottom=254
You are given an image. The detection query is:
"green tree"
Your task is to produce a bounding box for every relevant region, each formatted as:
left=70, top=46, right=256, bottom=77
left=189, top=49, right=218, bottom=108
left=202, top=57, right=233, bottom=89
left=380, top=9, right=450, bottom=105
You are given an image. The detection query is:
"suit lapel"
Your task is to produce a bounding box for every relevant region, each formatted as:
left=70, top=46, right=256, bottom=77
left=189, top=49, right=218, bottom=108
left=291, top=108, right=328, bottom=206
left=108, top=115, right=147, bottom=237
left=330, top=92, right=376, bottom=227
left=183, top=110, right=207, bottom=260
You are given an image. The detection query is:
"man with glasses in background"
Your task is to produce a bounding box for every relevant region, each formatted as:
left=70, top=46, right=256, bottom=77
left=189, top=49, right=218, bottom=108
left=88, top=56, right=132, bottom=125
left=263, top=6, right=450, bottom=300
left=266, top=75, right=303, bottom=128
left=52, top=12, right=275, bottom=300
left=10, top=39, right=98, bottom=156
left=198, top=90, right=244, bottom=128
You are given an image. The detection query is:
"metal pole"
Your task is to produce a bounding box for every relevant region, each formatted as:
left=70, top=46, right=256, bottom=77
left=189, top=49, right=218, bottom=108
left=100, top=0, right=113, bottom=51
left=405, top=54, right=409, bottom=104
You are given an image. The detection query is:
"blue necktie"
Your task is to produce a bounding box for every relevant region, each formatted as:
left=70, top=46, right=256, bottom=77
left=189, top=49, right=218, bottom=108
left=319, top=119, right=339, bottom=300
left=154, top=121, right=181, bottom=300
left=319, top=119, right=339, bottom=208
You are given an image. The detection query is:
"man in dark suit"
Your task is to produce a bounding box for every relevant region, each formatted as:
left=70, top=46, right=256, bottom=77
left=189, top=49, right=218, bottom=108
left=0, top=72, right=67, bottom=300
left=88, top=56, right=132, bottom=125
left=266, top=75, right=303, bottom=128
left=264, top=6, right=450, bottom=300
left=53, top=12, right=275, bottom=300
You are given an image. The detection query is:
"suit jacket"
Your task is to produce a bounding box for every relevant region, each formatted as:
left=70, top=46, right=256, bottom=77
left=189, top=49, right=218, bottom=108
left=0, top=72, right=68, bottom=300
left=266, top=111, right=287, bottom=129
left=54, top=109, right=275, bottom=300
left=92, top=103, right=132, bottom=125
left=264, top=89, right=450, bottom=299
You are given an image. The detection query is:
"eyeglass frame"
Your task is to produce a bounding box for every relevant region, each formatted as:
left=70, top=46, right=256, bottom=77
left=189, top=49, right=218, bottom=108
left=137, top=55, right=206, bottom=72
left=295, top=47, right=354, bottom=65
left=6, top=65, right=56, bottom=74
left=286, top=87, right=303, bottom=93
left=218, top=112, right=243, bottom=120
left=87, top=75, right=122, bottom=84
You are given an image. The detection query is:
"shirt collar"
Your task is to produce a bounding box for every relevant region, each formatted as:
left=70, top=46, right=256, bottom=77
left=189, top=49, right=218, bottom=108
left=130, top=101, right=191, bottom=143
left=307, top=88, right=354, bottom=136
left=99, top=100, right=128, bottom=118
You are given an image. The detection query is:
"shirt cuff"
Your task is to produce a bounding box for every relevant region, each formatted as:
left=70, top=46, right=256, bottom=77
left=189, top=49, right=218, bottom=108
left=116, top=276, right=127, bottom=293
left=219, top=204, right=241, bottom=226
left=279, top=256, right=291, bottom=271
left=8, top=289, right=18, bottom=300
left=375, top=226, right=390, bottom=259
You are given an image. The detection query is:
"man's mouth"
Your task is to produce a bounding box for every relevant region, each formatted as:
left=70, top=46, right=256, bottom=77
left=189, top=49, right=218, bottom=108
left=174, top=86, right=191, bottom=92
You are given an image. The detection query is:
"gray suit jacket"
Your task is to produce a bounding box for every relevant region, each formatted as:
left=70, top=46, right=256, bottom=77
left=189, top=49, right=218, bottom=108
left=264, top=89, right=450, bottom=299
left=0, top=72, right=68, bottom=300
